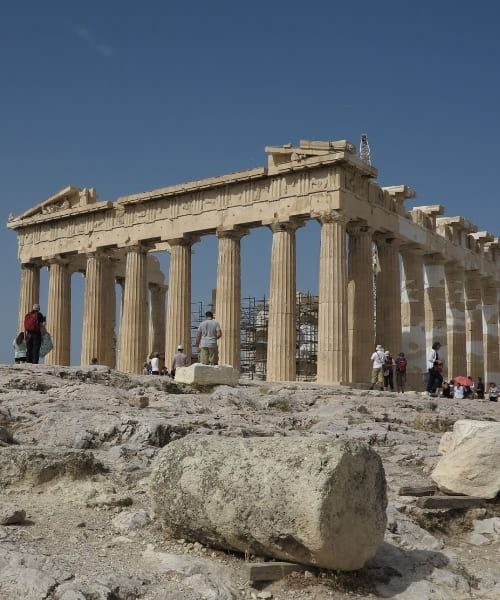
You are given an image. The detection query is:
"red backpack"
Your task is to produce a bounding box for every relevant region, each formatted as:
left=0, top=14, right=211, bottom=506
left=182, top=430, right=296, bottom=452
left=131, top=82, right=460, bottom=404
left=24, top=311, right=40, bottom=332
left=397, top=358, right=407, bottom=372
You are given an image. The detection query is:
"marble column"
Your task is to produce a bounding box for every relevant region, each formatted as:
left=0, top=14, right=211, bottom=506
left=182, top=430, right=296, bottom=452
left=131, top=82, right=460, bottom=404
left=347, top=222, right=374, bottom=384
left=216, top=228, right=247, bottom=370
left=400, top=247, right=426, bottom=389
left=482, top=278, right=500, bottom=383
left=81, top=253, right=106, bottom=366
left=444, top=263, right=466, bottom=378
left=316, top=212, right=348, bottom=385
left=118, top=246, right=148, bottom=373
left=45, top=258, right=71, bottom=365
left=375, top=235, right=402, bottom=357
left=423, top=256, right=448, bottom=371
left=18, top=262, right=41, bottom=332
left=465, top=269, right=483, bottom=379
left=266, top=220, right=303, bottom=382
left=165, top=238, right=195, bottom=365
left=149, top=283, right=167, bottom=359
left=101, top=260, right=117, bottom=368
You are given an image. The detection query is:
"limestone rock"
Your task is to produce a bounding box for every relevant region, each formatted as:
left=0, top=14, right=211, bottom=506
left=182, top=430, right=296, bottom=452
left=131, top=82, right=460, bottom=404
left=174, top=364, right=239, bottom=386
left=128, top=395, right=149, bottom=408
left=432, top=420, right=500, bottom=498
left=0, top=503, right=26, bottom=525
left=150, top=434, right=387, bottom=571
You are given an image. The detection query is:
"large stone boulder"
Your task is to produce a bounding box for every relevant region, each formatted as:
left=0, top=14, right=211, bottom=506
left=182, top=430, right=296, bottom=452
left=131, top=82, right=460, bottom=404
left=149, top=435, right=387, bottom=571
left=432, top=420, right=500, bottom=498
left=174, top=364, right=239, bottom=386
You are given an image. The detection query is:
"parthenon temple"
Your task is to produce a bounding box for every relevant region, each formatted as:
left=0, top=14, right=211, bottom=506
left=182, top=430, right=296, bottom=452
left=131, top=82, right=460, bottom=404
left=7, top=139, right=500, bottom=388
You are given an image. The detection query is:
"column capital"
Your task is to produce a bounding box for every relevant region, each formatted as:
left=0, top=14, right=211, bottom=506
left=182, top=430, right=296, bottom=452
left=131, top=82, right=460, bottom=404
left=265, top=216, right=306, bottom=233
left=423, top=252, right=447, bottom=265
left=346, top=221, right=373, bottom=237
left=165, top=234, right=200, bottom=248
left=216, top=226, right=250, bottom=240
left=313, top=210, right=348, bottom=226
left=399, top=242, right=425, bottom=256
left=21, top=260, right=42, bottom=269
left=149, top=282, right=168, bottom=293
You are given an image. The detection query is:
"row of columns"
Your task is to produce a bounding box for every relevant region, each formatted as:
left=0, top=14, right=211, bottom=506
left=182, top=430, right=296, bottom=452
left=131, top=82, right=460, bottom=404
left=18, top=213, right=500, bottom=386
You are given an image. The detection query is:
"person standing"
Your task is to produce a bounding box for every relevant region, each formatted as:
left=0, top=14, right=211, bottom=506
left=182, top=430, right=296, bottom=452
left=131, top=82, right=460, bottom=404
left=171, top=344, right=190, bottom=378
left=13, top=331, right=27, bottom=364
left=426, top=341, right=442, bottom=395
left=369, top=345, right=385, bottom=391
left=196, top=311, right=222, bottom=366
left=395, top=352, right=407, bottom=394
left=383, top=350, right=395, bottom=392
left=24, top=303, right=46, bottom=364
left=150, top=352, right=160, bottom=375
left=476, top=376, right=485, bottom=400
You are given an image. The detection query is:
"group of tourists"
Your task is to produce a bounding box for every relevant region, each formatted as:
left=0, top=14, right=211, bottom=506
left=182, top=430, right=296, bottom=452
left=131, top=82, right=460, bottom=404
left=370, top=338, right=498, bottom=401
left=13, top=303, right=52, bottom=364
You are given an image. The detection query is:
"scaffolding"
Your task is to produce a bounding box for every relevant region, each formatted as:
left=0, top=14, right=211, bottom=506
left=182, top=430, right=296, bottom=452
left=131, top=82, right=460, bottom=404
left=191, top=292, right=318, bottom=379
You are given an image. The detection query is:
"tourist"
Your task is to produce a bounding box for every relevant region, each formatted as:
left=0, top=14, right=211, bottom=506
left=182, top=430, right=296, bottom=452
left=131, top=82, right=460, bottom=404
left=171, top=344, right=189, bottom=378
left=196, top=311, right=222, bottom=366
left=441, top=380, right=452, bottom=398
left=428, top=360, right=444, bottom=397
left=476, top=376, right=485, bottom=400
left=369, top=344, right=385, bottom=391
left=90, top=357, right=98, bottom=365
left=143, top=362, right=151, bottom=375
left=453, top=382, right=465, bottom=400
left=395, top=352, right=407, bottom=393
left=426, top=341, right=442, bottom=395
left=13, top=331, right=27, bottom=364
left=488, top=382, right=498, bottom=402
left=150, top=352, right=160, bottom=375
left=24, top=303, right=46, bottom=364
left=383, top=350, right=395, bottom=392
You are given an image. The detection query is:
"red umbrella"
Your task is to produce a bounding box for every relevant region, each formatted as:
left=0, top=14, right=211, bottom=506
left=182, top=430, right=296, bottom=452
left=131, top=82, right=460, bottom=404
left=454, top=375, right=473, bottom=386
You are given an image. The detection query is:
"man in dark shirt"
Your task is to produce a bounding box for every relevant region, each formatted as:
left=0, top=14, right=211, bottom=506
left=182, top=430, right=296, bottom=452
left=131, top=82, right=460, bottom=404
left=25, top=303, right=46, bottom=364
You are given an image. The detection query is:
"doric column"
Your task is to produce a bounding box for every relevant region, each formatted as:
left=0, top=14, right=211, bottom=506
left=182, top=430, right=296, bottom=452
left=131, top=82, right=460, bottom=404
left=149, top=283, right=167, bottom=358
left=18, top=262, right=41, bottom=332
left=118, top=246, right=149, bottom=373
left=101, top=261, right=117, bottom=368
left=81, top=253, right=107, bottom=366
left=45, top=258, right=71, bottom=365
left=347, top=222, right=374, bottom=384
left=444, top=263, right=466, bottom=378
left=423, top=255, right=448, bottom=371
left=216, top=228, right=248, bottom=370
left=316, top=211, right=348, bottom=385
left=482, top=278, right=500, bottom=383
left=165, top=237, right=196, bottom=365
left=465, top=269, right=483, bottom=379
left=266, top=219, right=303, bottom=382
left=375, top=234, right=402, bottom=357
left=400, top=246, right=426, bottom=389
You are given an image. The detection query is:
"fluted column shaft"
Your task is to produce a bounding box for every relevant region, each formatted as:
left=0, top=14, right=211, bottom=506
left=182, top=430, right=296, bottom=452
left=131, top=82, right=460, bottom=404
left=347, top=223, right=374, bottom=384
left=165, top=239, right=193, bottom=365
left=375, top=235, right=402, bottom=357
left=81, top=253, right=106, bottom=366
left=45, top=260, right=71, bottom=365
left=118, top=247, right=148, bottom=373
left=18, top=263, right=41, bottom=333
left=465, top=270, right=483, bottom=378
left=317, top=212, right=348, bottom=385
left=482, top=278, right=500, bottom=383
left=101, top=263, right=117, bottom=368
left=267, top=221, right=302, bottom=381
left=149, top=284, right=167, bottom=358
left=423, top=257, right=448, bottom=371
left=400, top=248, right=425, bottom=389
left=445, top=264, right=466, bottom=378
left=216, top=229, right=246, bottom=370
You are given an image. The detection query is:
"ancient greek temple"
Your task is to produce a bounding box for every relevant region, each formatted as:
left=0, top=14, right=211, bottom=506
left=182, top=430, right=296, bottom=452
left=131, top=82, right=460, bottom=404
left=7, top=139, right=500, bottom=388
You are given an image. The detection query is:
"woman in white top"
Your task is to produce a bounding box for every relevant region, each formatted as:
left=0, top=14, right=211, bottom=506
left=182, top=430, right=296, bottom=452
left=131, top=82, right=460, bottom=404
left=453, top=383, right=464, bottom=400
left=150, top=352, right=160, bottom=375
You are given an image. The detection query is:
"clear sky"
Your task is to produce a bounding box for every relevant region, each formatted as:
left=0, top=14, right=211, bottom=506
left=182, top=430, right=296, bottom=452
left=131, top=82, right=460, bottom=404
left=2, top=0, right=500, bottom=364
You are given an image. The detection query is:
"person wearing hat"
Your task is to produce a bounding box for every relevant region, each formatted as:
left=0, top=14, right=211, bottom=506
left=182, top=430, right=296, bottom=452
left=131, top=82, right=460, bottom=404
left=24, top=303, right=46, bottom=364
left=171, top=344, right=190, bottom=379
left=369, top=344, right=386, bottom=390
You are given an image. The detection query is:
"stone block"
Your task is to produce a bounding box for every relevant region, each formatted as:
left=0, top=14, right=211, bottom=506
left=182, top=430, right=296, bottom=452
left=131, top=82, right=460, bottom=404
left=150, top=435, right=387, bottom=571
left=174, top=364, right=239, bottom=386
left=432, top=420, right=500, bottom=499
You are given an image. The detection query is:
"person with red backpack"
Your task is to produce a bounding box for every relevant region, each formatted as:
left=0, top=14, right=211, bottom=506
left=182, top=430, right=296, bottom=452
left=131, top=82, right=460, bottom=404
left=24, top=303, right=46, bottom=364
left=395, top=352, right=408, bottom=393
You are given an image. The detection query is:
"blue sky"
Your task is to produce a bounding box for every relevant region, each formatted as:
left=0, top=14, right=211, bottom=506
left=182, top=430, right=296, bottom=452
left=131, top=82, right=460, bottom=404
left=2, top=0, right=500, bottom=364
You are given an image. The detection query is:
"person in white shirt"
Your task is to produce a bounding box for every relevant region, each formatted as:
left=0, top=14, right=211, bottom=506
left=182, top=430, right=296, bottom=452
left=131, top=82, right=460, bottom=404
left=150, top=352, right=160, bottom=375
left=369, top=345, right=385, bottom=391
left=453, top=383, right=464, bottom=399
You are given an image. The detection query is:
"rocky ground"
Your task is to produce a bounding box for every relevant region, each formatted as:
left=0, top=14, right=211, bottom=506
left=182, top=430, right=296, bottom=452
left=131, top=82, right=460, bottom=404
left=1, top=363, right=500, bottom=600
